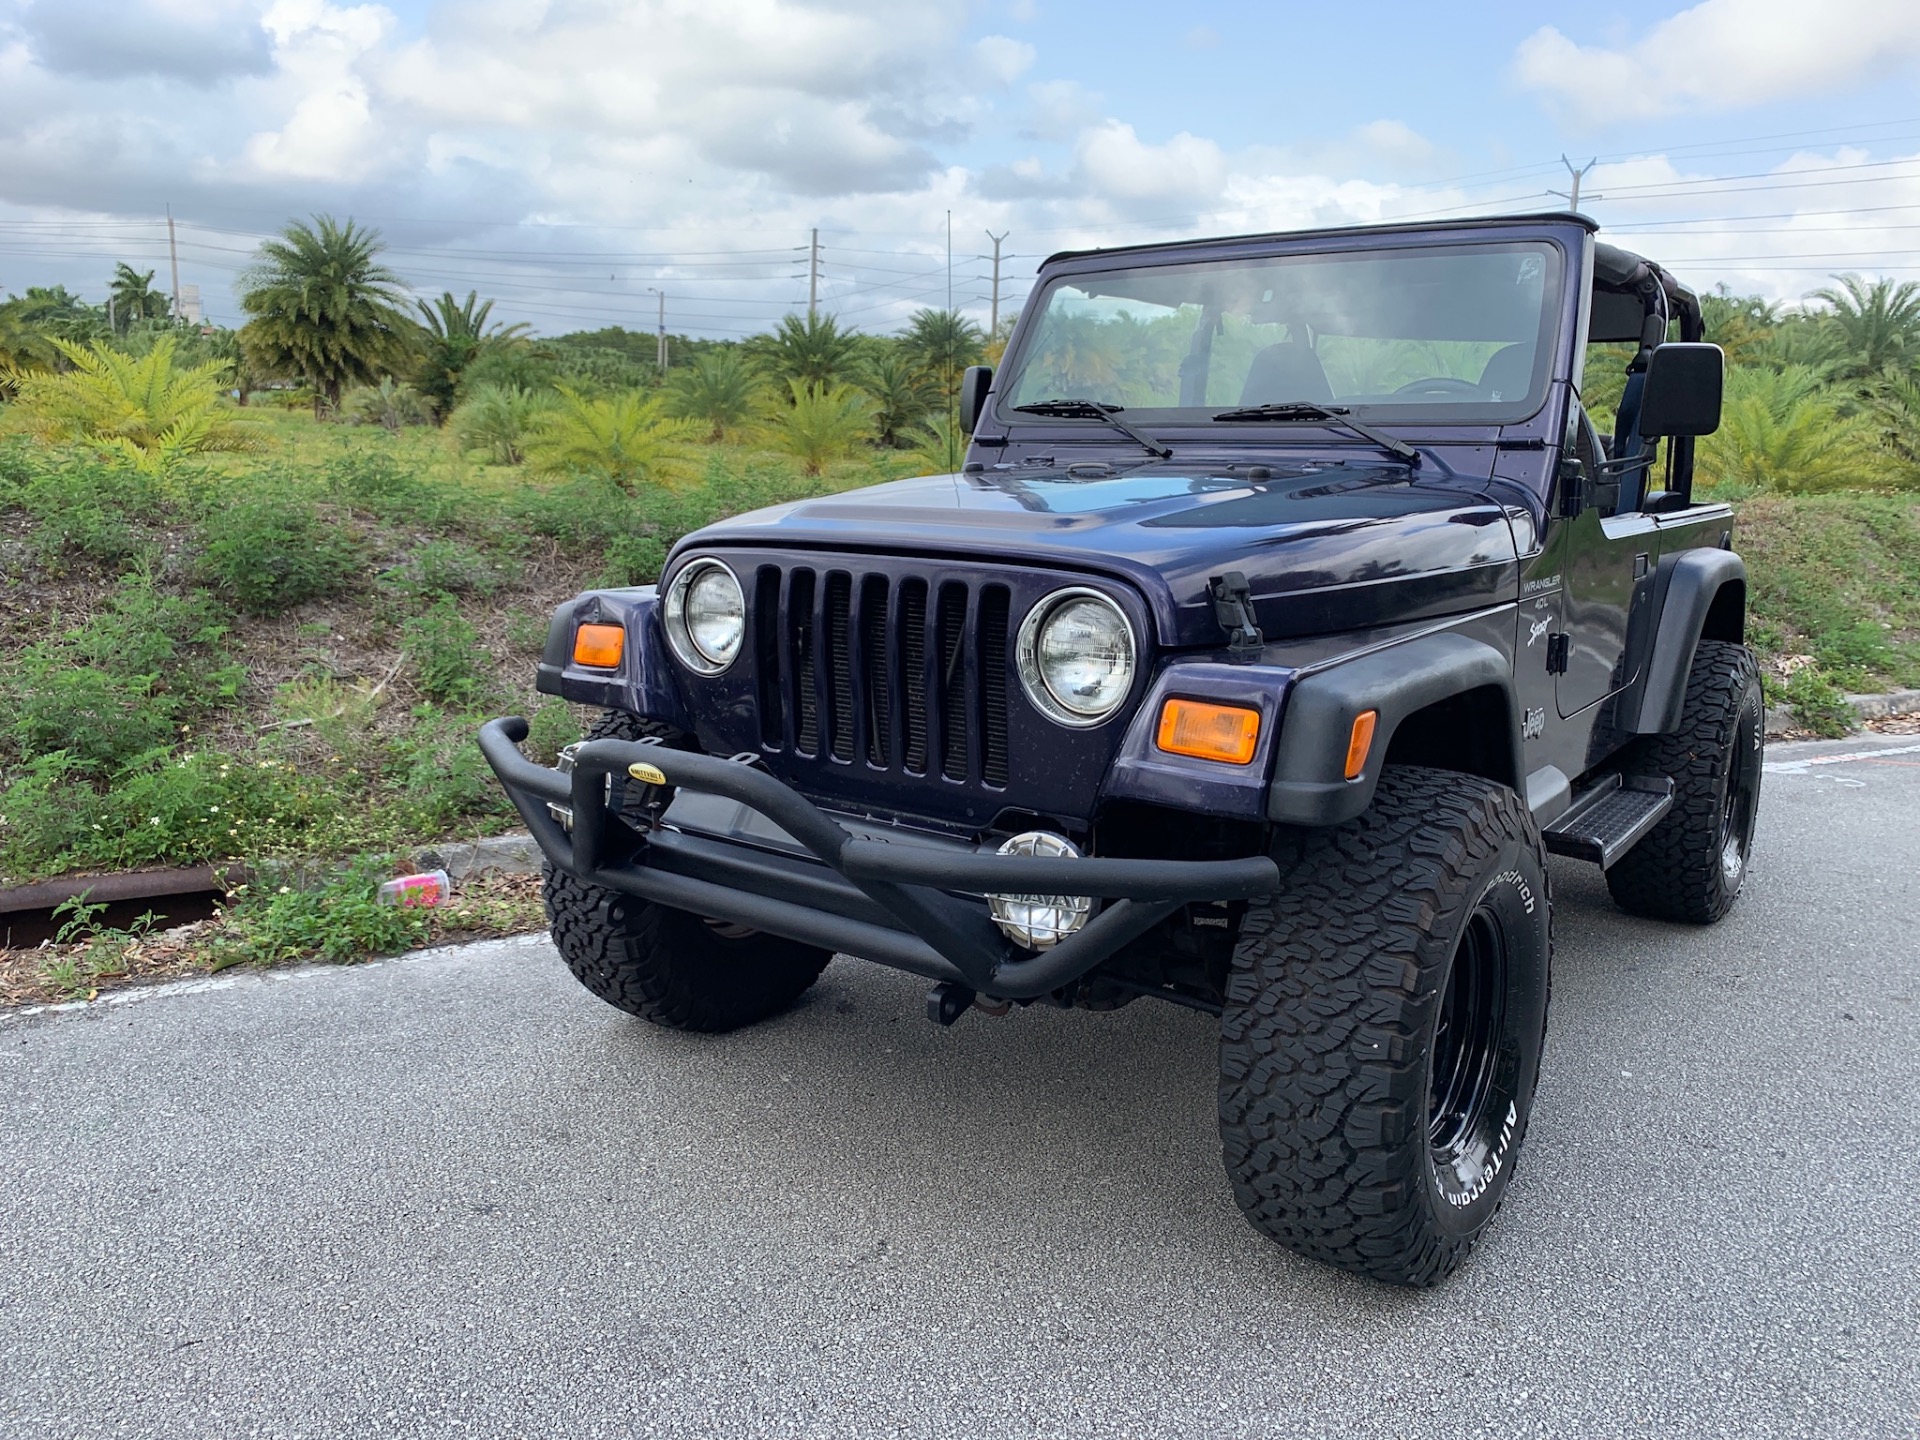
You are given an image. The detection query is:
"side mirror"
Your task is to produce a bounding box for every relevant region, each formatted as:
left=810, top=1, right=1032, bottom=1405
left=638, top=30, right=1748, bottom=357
left=959, top=365, right=993, bottom=434
left=1636, top=343, right=1723, bottom=438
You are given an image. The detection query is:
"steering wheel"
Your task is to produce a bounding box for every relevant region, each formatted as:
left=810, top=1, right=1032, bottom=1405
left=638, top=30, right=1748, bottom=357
left=1393, top=377, right=1481, bottom=396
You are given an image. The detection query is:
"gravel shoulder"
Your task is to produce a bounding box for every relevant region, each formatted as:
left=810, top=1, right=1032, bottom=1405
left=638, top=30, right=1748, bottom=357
left=1, top=735, right=1916, bottom=1440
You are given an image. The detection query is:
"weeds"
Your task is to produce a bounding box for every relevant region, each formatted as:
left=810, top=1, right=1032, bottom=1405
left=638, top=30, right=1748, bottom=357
left=197, top=486, right=364, bottom=614
left=402, top=597, right=490, bottom=707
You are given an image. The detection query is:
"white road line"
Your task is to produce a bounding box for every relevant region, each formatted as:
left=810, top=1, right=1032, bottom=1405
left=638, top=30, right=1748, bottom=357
left=1765, top=742, right=1920, bottom=775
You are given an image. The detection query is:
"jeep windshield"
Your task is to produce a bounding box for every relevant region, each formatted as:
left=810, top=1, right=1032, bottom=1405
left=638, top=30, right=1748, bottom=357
left=997, top=240, right=1564, bottom=429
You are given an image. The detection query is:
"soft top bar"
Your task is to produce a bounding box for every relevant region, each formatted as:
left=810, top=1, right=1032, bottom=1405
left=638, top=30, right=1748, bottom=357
left=1043, top=210, right=1598, bottom=268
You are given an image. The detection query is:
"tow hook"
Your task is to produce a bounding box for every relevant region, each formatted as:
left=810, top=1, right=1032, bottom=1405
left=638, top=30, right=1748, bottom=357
left=927, top=981, right=974, bottom=1026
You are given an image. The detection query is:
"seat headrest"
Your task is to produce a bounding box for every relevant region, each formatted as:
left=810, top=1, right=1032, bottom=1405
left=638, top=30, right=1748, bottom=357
left=1239, top=341, right=1333, bottom=406
left=1478, top=344, right=1535, bottom=403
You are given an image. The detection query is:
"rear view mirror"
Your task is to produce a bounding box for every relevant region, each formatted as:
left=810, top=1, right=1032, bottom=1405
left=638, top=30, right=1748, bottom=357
left=1636, top=343, right=1723, bottom=438
left=959, top=365, right=993, bottom=434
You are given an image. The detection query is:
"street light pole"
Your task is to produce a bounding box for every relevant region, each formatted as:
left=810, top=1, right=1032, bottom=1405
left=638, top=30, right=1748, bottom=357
left=647, top=287, right=667, bottom=372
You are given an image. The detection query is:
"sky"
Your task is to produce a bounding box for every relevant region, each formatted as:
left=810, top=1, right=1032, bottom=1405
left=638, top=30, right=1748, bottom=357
left=0, top=0, right=1917, bottom=338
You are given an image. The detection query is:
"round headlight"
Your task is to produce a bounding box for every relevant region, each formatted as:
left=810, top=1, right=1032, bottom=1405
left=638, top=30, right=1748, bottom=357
left=665, top=559, right=744, bottom=674
left=1017, top=587, right=1136, bottom=726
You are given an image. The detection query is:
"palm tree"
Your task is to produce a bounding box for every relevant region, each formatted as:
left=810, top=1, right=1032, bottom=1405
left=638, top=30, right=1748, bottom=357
left=763, top=380, right=875, bottom=475
left=858, top=346, right=935, bottom=447
left=9, top=336, right=263, bottom=474
left=238, top=215, right=413, bottom=417
left=664, top=347, right=763, bottom=441
left=524, top=387, right=699, bottom=490
left=1807, top=274, right=1920, bottom=382
left=1699, top=288, right=1779, bottom=369
left=413, top=290, right=530, bottom=424
left=749, top=313, right=860, bottom=393
left=900, top=308, right=985, bottom=384
left=108, top=264, right=171, bottom=334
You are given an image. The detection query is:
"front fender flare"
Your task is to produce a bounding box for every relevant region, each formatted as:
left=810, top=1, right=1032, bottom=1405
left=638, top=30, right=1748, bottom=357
left=1619, top=549, right=1747, bottom=735
left=1267, top=632, right=1519, bottom=826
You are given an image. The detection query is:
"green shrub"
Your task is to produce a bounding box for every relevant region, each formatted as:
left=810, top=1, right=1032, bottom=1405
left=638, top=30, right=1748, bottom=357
left=0, top=450, right=171, bottom=574
left=214, top=860, right=432, bottom=967
left=0, top=755, right=94, bottom=882
left=401, top=596, right=489, bottom=707
left=0, top=572, right=237, bottom=775
left=597, top=532, right=666, bottom=586
left=389, top=539, right=503, bottom=597
left=524, top=697, right=581, bottom=764
left=197, top=489, right=363, bottom=614
left=1770, top=667, right=1857, bottom=738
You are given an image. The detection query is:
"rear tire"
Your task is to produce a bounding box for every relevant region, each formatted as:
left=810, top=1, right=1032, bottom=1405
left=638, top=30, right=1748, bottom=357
left=1605, top=640, right=1764, bottom=925
left=1218, top=766, right=1553, bottom=1287
left=541, top=710, right=831, bottom=1032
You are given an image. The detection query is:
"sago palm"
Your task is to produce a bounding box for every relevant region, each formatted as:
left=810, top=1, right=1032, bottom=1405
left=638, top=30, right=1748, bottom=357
left=764, top=381, right=876, bottom=476
left=1866, top=366, right=1920, bottom=484
left=238, top=215, right=413, bottom=417
left=525, top=387, right=700, bottom=490
left=664, top=347, right=763, bottom=441
left=413, top=290, right=530, bottom=424
left=10, top=336, right=262, bottom=474
left=452, top=383, right=553, bottom=465
left=1696, top=365, right=1878, bottom=494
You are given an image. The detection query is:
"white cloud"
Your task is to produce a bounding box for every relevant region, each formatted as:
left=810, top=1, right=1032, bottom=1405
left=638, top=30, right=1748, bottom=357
left=1074, top=120, right=1227, bottom=204
left=1514, top=0, right=1920, bottom=125
left=241, top=0, right=393, bottom=181
left=973, top=34, right=1035, bottom=86
left=1183, top=25, right=1219, bottom=50
left=1352, top=119, right=1439, bottom=168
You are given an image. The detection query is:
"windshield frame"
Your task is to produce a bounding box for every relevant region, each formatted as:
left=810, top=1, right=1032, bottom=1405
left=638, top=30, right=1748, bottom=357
left=992, top=236, right=1571, bottom=432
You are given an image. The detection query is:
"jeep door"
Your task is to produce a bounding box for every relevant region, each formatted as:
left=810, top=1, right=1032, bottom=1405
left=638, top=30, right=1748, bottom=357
left=1552, top=404, right=1657, bottom=717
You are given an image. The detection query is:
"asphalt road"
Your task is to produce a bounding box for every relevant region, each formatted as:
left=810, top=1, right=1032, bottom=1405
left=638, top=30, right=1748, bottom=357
left=3, top=736, right=1917, bottom=1440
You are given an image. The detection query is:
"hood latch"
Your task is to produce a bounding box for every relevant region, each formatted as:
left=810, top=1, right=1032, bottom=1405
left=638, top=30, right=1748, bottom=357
left=1209, top=571, right=1265, bottom=655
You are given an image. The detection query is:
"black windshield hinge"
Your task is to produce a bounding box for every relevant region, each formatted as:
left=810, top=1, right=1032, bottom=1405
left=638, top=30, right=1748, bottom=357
left=1209, top=571, right=1265, bottom=654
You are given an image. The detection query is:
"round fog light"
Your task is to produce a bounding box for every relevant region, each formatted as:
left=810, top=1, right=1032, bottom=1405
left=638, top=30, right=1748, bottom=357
left=986, top=831, right=1093, bottom=950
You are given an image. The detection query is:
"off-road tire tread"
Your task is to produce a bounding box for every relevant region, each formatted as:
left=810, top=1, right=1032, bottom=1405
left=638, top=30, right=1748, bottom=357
left=1219, top=766, right=1552, bottom=1287
left=541, top=710, right=830, bottom=1032
left=1605, top=640, right=1760, bottom=924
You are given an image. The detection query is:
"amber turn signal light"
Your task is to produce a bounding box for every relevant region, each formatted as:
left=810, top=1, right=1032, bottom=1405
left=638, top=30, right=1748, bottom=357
left=1344, top=709, right=1378, bottom=780
left=1155, top=699, right=1260, bottom=765
left=572, top=623, right=625, bottom=669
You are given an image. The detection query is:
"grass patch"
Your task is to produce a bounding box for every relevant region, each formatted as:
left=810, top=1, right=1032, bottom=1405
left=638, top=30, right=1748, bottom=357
left=1737, top=493, right=1920, bottom=731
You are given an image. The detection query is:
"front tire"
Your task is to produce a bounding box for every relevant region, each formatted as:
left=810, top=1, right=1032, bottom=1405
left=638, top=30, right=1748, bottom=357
left=1605, top=639, right=1764, bottom=924
left=542, top=711, right=831, bottom=1032
left=1218, top=767, right=1553, bottom=1287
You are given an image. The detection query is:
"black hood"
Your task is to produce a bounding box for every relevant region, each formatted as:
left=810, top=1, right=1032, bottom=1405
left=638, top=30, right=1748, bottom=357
left=685, top=459, right=1520, bottom=649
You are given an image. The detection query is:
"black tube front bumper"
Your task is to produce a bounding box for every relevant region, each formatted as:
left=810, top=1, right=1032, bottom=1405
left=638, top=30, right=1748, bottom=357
left=478, top=717, right=1280, bottom=1000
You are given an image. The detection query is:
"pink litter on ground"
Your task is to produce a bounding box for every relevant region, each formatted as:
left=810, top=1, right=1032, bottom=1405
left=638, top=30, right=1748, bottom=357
left=378, top=870, right=449, bottom=908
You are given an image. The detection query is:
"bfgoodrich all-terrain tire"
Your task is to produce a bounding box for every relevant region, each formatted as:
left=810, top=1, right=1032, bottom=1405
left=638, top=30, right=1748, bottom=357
left=541, top=710, right=831, bottom=1032
left=1605, top=640, right=1764, bottom=925
left=1219, top=766, right=1553, bottom=1287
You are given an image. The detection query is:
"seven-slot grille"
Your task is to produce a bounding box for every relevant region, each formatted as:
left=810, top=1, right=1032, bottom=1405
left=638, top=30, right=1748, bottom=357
left=750, top=564, right=1012, bottom=788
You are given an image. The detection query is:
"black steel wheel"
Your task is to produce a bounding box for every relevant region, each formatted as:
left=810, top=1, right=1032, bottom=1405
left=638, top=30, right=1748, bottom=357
left=1220, top=766, right=1553, bottom=1286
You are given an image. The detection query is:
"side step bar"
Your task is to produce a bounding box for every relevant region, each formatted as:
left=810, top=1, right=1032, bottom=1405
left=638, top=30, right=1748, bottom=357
left=1542, top=774, right=1674, bottom=869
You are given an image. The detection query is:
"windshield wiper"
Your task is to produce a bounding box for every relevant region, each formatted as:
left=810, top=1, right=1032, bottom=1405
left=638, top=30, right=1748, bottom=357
left=1209, top=401, right=1420, bottom=465
left=1010, top=398, right=1172, bottom=460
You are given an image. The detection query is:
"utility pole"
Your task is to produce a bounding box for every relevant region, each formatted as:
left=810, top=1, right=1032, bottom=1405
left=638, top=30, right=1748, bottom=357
left=648, top=287, right=667, bottom=371
left=1550, top=155, right=1599, bottom=212
left=807, top=228, right=820, bottom=320
left=166, top=204, right=182, bottom=322
left=946, top=210, right=955, bottom=472
left=984, top=230, right=1009, bottom=337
